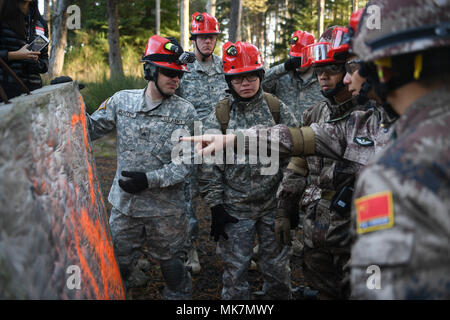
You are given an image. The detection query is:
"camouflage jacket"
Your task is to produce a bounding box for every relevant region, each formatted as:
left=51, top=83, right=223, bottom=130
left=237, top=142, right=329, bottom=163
left=199, top=89, right=298, bottom=219
left=176, top=54, right=228, bottom=122
left=262, top=63, right=322, bottom=122
left=350, top=87, right=450, bottom=299
left=289, top=97, right=365, bottom=209
left=87, top=87, right=197, bottom=217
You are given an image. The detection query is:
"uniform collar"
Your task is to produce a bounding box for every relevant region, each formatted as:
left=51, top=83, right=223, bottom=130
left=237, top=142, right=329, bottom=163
left=231, top=88, right=264, bottom=111
left=327, top=96, right=358, bottom=120
left=138, top=84, right=171, bottom=115
left=191, top=54, right=223, bottom=75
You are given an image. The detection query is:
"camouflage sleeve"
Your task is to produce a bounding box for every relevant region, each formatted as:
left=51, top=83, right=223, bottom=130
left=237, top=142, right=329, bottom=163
left=244, top=124, right=296, bottom=157
left=309, top=121, right=346, bottom=161
left=262, top=63, right=286, bottom=94
left=87, top=95, right=117, bottom=141
left=145, top=111, right=197, bottom=189
left=198, top=111, right=225, bottom=208
left=276, top=164, right=308, bottom=210
left=279, top=100, right=300, bottom=127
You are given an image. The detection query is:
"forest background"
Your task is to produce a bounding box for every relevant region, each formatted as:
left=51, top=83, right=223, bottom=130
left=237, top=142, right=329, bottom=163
left=37, top=0, right=368, bottom=113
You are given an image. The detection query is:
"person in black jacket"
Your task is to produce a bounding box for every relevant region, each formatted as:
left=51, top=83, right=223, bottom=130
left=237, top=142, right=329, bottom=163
left=0, top=0, right=49, bottom=101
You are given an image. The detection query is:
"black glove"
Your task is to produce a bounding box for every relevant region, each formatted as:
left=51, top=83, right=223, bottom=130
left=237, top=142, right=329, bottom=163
left=289, top=207, right=300, bottom=229
left=210, top=205, right=239, bottom=242
left=118, top=171, right=148, bottom=194
left=284, top=57, right=302, bottom=71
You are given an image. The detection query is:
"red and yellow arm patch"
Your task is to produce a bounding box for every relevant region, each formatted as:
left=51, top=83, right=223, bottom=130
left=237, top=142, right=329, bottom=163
left=355, top=191, right=394, bottom=234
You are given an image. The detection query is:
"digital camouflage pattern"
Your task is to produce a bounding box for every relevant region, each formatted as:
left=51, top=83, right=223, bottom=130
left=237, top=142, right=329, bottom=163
left=176, top=54, right=228, bottom=122
left=87, top=87, right=197, bottom=298
left=88, top=88, right=196, bottom=218
left=200, top=89, right=298, bottom=216
left=176, top=53, right=228, bottom=238
left=350, top=87, right=450, bottom=299
left=262, top=63, right=322, bottom=122
left=200, top=89, right=298, bottom=299
left=352, top=0, right=450, bottom=61
left=217, top=213, right=292, bottom=299
left=109, top=207, right=192, bottom=298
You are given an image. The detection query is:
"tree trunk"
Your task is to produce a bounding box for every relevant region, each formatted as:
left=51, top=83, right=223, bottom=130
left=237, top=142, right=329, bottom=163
left=155, top=0, right=160, bottom=34
left=274, top=0, right=279, bottom=48
left=48, top=0, right=69, bottom=78
left=43, top=0, right=51, bottom=51
left=106, top=0, right=124, bottom=80
left=352, top=0, right=359, bottom=12
left=207, top=0, right=216, bottom=17
left=317, top=0, right=325, bottom=38
left=229, top=0, right=242, bottom=42
left=180, top=0, right=189, bottom=50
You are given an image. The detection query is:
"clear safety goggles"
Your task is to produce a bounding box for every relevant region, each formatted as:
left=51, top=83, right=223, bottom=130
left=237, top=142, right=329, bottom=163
left=302, top=42, right=334, bottom=67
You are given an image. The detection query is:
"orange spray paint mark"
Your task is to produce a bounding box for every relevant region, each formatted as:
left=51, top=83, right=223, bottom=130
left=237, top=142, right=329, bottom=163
left=70, top=207, right=125, bottom=299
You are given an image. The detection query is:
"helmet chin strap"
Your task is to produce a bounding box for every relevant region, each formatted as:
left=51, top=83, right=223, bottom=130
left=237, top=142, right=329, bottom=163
left=144, top=63, right=171, bottom=98
left=194, top=39, right=213, bottom=62
left=320, top=80, right=346, bottom=103
left=356, top=81, right=371, bottom=105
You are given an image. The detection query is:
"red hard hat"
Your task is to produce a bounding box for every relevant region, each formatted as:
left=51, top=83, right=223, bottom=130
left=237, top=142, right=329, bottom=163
left=190, top=12, right=220, bottom=36
left=289, top=30, right=315, bottom=57
left=328, top=27, right=350, bottom=61
left=222, top=41, right=264, bottom=75
left=349, top=8, right=364, bottom=36
left=141, top=35, right=188, bottom=72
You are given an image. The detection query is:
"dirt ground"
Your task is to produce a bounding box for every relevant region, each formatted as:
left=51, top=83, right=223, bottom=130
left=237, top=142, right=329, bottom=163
left=92, top=134, right=306, bottom=300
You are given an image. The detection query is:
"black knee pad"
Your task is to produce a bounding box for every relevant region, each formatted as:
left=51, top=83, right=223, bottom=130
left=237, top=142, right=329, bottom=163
left=159, top=257, right=186, bottom=291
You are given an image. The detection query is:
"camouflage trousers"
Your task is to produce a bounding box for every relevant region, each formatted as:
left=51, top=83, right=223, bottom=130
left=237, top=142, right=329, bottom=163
left=109, top=207, right=192, bottom=299
left=217, top=212, right=292, bottom=300
left=302, top=198, right=351, bottom=299
left=184, top=166, right=200, bottom=240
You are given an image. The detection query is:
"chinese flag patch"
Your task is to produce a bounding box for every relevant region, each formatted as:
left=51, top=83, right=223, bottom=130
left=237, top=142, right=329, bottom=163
left=355, top=191, right=394, bottom=234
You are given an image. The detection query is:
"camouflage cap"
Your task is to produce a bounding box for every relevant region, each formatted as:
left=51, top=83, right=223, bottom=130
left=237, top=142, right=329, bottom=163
left=353, top=0, right=450, bottom=62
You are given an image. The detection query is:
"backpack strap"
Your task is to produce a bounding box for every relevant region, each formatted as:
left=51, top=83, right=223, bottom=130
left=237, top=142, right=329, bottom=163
left=263, top=92, right=280, bottom=124
left=215, top=97, right=231, bottom=134
left=215, top=93, right=281, bottom=133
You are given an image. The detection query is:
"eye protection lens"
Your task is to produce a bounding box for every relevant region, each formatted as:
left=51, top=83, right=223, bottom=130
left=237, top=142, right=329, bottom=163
left=345, top=59, right=361, bottom=75
left=314, top=64, right=345, bottom=76
left=230, top=74, right=259, bottom=85
left=159, top=67, right=184, bottom=79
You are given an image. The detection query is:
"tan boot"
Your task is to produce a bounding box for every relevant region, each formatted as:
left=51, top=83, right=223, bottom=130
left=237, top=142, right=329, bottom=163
left=186, top=246, right=201, bottom=274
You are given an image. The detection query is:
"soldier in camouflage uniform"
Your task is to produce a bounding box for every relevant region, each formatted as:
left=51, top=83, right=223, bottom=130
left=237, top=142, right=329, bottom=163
left=87, top=35, right=197, bottom=299
left=262, top=30, right=322, bottom=122
left=190, top=25, right=394, bottom=299
left=176, top=12, right=228, bottom=273
left=274, top=27, right=364, bottom=299
left=349, top=0, right=450, bottom=299
left=200, top=41, right=298, bottom=300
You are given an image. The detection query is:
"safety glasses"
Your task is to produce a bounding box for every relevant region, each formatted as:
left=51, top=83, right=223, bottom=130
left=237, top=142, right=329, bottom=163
left=159, top=67, right=184, bottom=79
left=230, top=74, right=259, bottom=85
left=345, top=59, right=361, bottom=75
left=314, top=63, right=345, bottom=76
